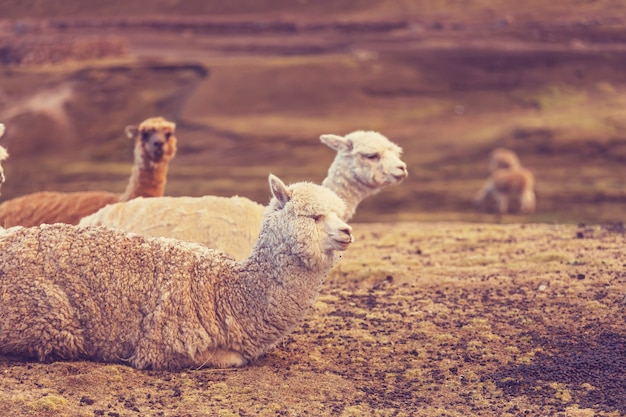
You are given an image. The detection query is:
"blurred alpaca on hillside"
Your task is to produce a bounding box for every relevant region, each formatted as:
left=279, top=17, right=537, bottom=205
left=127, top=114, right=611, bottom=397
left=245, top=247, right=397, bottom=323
left=474, top=148, right=536, bottom=215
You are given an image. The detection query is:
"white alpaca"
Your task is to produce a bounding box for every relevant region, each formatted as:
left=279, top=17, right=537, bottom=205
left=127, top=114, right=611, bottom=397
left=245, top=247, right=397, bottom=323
left=474, top=148, right=536, bottom=214
left=0, top=123, right=8, bottom=193
left=0, top=175, right=353, bottom=370
left=80, top=130, right=407, bottom=260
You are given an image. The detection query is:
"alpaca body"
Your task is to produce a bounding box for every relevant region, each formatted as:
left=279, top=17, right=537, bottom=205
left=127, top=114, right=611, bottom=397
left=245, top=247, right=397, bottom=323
left=475, top=164, right=536, bottom=214
left=0, top=176, right=352, bottom=370
left=81, top=130, right=406, bottom=260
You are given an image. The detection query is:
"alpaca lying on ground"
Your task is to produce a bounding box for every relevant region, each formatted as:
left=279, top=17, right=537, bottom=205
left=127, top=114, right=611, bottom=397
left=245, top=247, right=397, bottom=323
left=80, top=130, right=407, bottom=260
left=0, top=117, right=177, bottom=227
left=474, top=148, right=536, bottom=214
left=0, top=175, right=353, bottom=370
left=0, top=123, right=8, bottom=193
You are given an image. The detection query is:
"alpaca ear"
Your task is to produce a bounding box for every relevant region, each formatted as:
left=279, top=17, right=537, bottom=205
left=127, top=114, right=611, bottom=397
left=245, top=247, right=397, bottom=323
left=320, top=134, right=352, bottom=152
left=125, top=125, right=139, bottom=139
left=0, top=124, right=5, bottom=138
left=269, top=174, right=291, bottom=208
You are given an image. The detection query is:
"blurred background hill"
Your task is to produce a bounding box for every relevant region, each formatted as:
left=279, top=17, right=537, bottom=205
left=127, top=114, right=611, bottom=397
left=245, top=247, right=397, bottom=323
left=2, top=0, right=626, bottom=223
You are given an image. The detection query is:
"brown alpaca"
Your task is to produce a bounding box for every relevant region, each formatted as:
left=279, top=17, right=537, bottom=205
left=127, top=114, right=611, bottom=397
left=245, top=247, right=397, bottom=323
left=474, top=148, right=536, bottom=215
left=0, top=117, right=177, bottom=227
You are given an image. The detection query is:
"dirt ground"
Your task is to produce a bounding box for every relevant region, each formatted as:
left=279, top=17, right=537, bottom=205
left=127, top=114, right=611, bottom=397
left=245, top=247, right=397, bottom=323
left=0, top=221, right=624, bottom=416
left=0, top=2, right=626, bottom=416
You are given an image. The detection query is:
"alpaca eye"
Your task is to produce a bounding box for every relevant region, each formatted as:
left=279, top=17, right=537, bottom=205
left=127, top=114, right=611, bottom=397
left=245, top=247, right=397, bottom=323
left=363, top=153, right=380, bottom=161
left=165, top=132, right=172, bottom=140
left=141, top=131, right=151, bottom=141
left=310, top=214, right=322, bottom=222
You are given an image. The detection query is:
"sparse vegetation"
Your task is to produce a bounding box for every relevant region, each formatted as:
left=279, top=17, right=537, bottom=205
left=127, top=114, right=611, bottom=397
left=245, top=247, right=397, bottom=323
left=0, top=222, right=621, bottom=415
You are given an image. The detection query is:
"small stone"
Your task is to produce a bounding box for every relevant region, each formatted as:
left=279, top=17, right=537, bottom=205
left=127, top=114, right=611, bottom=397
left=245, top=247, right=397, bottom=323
left=79, top=396, right=96, bottom=406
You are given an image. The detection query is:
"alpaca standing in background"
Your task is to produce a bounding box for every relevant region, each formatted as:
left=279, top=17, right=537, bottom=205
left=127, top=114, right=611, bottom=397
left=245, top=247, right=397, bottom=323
left=0, top=117, right=177, bottom=227
left=474, top=147, right=536, bottom=214
left=0, top=175, right=353, bottom=370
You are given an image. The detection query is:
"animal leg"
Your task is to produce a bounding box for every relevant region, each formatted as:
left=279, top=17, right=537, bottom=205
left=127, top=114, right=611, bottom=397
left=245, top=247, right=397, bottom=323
left=520, top=189, right=536, bottom=213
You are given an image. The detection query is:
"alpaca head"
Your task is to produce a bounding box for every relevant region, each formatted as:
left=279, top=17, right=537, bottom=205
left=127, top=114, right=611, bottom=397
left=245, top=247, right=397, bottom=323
left=266, top=174, right=353, bottom=260
left=489, top=148, right=521, bottom=172
left=320, top=130, right=408, bottom=190
left=125, top=117, right=177, bottom=166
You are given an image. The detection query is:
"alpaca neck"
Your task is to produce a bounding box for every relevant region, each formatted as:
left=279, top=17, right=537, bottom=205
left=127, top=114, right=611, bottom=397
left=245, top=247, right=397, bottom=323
left=119, top=159, right=169, bottom=202
left=322, top=159, right=377, bottom=221
left=218, top=218, right=334, bottom=360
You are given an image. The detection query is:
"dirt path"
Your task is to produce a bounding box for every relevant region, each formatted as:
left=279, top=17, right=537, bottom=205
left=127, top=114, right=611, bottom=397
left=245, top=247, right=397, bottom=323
left=0, top=222, right=624, bottom=416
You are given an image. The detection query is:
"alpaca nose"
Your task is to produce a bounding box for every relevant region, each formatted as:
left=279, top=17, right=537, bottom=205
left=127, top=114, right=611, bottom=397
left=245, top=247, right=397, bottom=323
left=394, top=162, right=408, bottom=179
left=152, top=141, right=165, bottom=158
left=340, top=225, right=354, bottom=243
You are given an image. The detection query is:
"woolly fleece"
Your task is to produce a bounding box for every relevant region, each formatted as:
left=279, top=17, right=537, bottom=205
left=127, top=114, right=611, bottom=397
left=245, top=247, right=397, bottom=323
left=0, top=176, right=353, bottom=370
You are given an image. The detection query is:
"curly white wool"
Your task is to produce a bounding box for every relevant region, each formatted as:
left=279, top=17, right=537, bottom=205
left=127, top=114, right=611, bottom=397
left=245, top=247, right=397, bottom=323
left=0, top=175, right=353, bottom=370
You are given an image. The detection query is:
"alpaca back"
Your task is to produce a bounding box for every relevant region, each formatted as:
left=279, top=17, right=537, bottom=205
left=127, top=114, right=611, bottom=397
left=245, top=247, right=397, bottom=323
left=0, top=191, right=119, bottom=227
left=491, top=168, right=533, bottom=194
left=80, top=195, right=266, bottom=260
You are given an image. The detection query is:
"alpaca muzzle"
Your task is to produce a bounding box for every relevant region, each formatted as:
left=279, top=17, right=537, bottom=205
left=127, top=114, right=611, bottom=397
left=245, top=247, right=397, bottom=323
left=329, top=222, right=354, bottom=251
left=152, top=142, right=165, bottom=159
